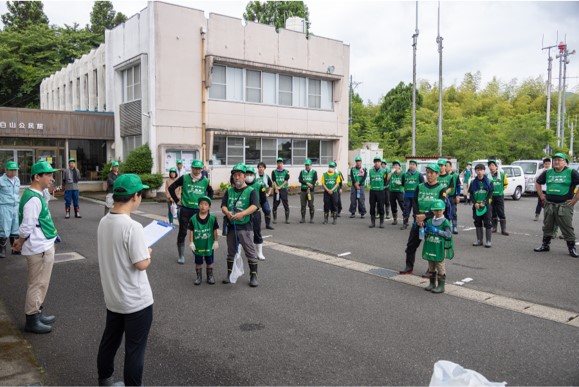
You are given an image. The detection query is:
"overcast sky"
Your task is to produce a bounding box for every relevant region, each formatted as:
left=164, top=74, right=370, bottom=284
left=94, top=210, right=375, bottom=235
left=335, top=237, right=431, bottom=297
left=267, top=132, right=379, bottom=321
left=1, top=0, right=578, bottom=104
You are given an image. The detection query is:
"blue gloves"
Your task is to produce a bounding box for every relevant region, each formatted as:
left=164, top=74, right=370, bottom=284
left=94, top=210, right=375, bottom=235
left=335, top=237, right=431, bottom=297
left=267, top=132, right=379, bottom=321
left=425, top=225, right=440, bottom=235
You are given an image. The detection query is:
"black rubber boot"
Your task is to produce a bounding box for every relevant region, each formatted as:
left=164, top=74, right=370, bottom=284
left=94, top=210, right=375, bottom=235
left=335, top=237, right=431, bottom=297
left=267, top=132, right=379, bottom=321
left=249, top=262, right=258, bottom=287
left=400, top=217, right=409, bottom=230
left=432, top=274, right=446, bottom=293
left=75, top=207, right=82, bottom=218
left=0, top=238, right=7, bottom=258
left=194, top=268, right=202, bottom=285
left=534, top=237, right=551, bottom=252
left=272, top=211, right=277, bottom=224
left=424, top=272, right=437, bottom=291
left=491, top=218, right=498, bottom=233
left=222, top=259, right=234, bottom=284
left=379, top=216, right=384, bottom=228
left=24, top=313, right=52, bottom=334
left=300, top=210, right=306, bottom=223
left=265, top=215, right=274, bottom=230
left=9, top=236, right=21, bottom=255
left=39, top=306, right=55, bottom=325
left=485, top=228, right=492, bottom=248
left=385, top=208, right=391, bottom=220
left=473, top=227, right=484, bottom=246
left=500, top=219, right=509, bottom=236
left=567, top=241, right=579, bottom=258
left=285, top=210, right=290, bottom=224
left=309, top=210, right=315, bottom=224
left=177, top=244, right=185, bottom=264
left=332, top=212, right=337, bottom=225
left=323, top=212, right=329, bottom=224
left=369, top=216, right=376, bottom=228
left=206, top=268, right=215, bottom=284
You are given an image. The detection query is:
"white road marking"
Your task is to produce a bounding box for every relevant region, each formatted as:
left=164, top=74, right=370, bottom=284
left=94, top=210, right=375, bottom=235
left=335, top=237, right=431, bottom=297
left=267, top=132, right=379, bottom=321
left=262, top=235, right=273, bottom=239
left=462, top=277, right=473, bottom=283
left=463, top=227, right=476, bottom=231
left=337, top=252, right=351, bottom=257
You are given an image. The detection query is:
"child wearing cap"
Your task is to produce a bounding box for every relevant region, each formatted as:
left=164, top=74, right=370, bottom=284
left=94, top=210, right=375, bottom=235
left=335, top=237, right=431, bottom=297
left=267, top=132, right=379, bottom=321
left=165, top=167, right=179, bottom=224
left=272, top=157, right=291, bottom=224
left=104, top=161, right=120, bottom=215
left=469, top=163, right=494, bottom=248
left=422, top=199, right=454, bottom=293
left=320, top=162, right=341, bottom=225
left=188, top=196, right=219, bottom=285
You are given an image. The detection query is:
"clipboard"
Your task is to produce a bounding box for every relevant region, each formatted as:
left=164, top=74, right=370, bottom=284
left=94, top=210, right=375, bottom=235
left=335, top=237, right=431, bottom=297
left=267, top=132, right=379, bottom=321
left=143, top=220, right=175, bottom=247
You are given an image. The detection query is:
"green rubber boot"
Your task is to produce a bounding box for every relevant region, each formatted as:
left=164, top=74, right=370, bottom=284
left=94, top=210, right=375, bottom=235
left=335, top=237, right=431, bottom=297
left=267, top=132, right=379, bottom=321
left=431, top=274, right=446, bottom=294
left=424, top=272, right=436, bottom=291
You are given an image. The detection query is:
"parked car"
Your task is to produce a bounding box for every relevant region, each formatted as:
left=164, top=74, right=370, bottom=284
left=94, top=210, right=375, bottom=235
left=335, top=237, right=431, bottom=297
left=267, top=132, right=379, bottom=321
left=512, top=160, right=544, bottom=194
left=568, top=162, right=579, bottom=171
left=501, top=165, right=525, bottom=200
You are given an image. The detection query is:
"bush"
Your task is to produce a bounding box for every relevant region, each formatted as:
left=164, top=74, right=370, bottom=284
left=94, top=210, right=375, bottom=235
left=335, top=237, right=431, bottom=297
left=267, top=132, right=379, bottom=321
left=121, top=144, right=153, bottom=174
left=100, top=161, right=112, bottom=181
left=138, top=173, right=164, bottom=190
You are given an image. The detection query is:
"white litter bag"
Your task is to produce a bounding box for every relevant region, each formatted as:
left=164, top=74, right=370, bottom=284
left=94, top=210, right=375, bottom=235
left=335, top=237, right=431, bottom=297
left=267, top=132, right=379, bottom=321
left=429, top=360, right=506, bottom=387
left=229, top=252, right=244, bottom=284
left=170, top=202, right=178, bottom=218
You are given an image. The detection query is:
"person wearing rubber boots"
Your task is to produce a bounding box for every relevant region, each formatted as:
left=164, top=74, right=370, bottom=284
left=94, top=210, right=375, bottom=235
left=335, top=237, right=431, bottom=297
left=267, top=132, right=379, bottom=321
left=463, top=162, right=473, bottom=205
left=320, top=162, right=341, bottom=225
left=400, top=159, right=424, bottom=230
left=469, top=163, right=494, bottom=248
left=422, top=199, right=454, bottom=294
left=400, top=163, right=447, bottom=275
left=221, top=163, right=260, bottom=287
left=368, top=156, right=387, bottom=228
left=257, top=162, right=274, bottom=230
left=388, top=160, right=405, bottom=225
left=169, top=159, right=213, bottom=264
left=0, top=161, right=20, bottom=258
left=245, top=166, right=267, bottom=260
left=188, top=196, right=219, bottom=285
left=535, top=157, right=551, bottom=221
left=488, top=159, right=509, bottom=236
left=63, top=158, right=82, bottom=219
left=272, top=158, right=290, bottom=224
left=335, top=167, right=345, bottom=217
left=445, top=160, right=461, bottom=234
left=349, top=156, right=367, bottom=218
left=104, top=161, right=120, bottom=215
left=534, top=153, right=579, bottom=258
left=298, top=159, right=317, bottom=224
left=12, top=161, right=58, bottom=334
left=381, top=159, right=392, bottom=220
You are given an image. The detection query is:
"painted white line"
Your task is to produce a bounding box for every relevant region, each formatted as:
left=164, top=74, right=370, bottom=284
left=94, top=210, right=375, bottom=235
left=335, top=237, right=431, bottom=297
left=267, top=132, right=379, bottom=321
left=262, top=235, right=273, bottom=239
left=463, top=227, right=476, bottom=231
left=337, top=252, right=351, bottom=257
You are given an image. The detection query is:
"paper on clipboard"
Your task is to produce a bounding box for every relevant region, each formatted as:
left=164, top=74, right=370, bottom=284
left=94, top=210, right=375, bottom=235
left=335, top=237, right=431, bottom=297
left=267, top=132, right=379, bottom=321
left=143, top=220, right=175, bottom=247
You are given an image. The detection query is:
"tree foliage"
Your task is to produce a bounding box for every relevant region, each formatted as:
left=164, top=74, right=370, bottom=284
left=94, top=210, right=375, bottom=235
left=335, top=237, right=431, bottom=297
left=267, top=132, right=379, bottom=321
left=89, top=1, right=126, bottom=36
left=1, top=1, right=48, bottom=32
left=243, top=1, right=310, bottom=35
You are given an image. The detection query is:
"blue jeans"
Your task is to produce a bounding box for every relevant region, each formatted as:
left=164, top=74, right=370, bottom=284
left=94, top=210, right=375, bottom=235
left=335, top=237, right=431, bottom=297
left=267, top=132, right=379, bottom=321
left=262, top=199, right=271, bottom=216
left=64, top=190, right=79, bottom=209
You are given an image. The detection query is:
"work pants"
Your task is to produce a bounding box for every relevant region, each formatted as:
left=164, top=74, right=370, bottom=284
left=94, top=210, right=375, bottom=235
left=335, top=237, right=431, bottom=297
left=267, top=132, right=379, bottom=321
left=369, top=190, right=385, bottom=218
left=24, top=246, right=55, bottom=315
left=543, top=201, right=576, bottom=241
left=491, top=195, right=506, bottom=221
left=177, top=206, right=198, bottom=244
left=389, top=191, right=404, bottom=215
left=323, top=191, right=338, bottom=213
left=349, top=187, right=367, bottom=215
left=64, top=190, right=79, bottom=209
left=273, top=189, right=289, bottom=212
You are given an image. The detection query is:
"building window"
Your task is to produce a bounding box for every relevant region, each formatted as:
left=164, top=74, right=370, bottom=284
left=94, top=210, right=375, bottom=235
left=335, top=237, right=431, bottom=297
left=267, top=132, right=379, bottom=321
left=293, top=77, right=307, bottom=108
left=245, top=137, right=261, bottom=165
left=212, top=135, right=226, bottom=165
left=209, top=65, right=226, bottom=100
left=164, top=150, right=199, bottom=173
left=246, top=70, right=261, bottom=103
left=278, top=138, right=291, bottom=164
left=122, top=135, right=142, bottom=160
left=226, top=67, right=243, bottom=101
left=307, top=139, right=320, bottom=164
left=263, top=72, right=276, bottom=105
left=93, top=69, right=98, bottom=103
left=227, top=136, right=244, bottom=165
left=122, top=64, right=141, bottom=103
left=261, top=138, right=277, bottom=167
left=308, top=79, right=321, bottom=109
left=320, top=140, right=333, bottom=165
left=278, top=75, right=293, bottom=106
left=321, top=80, right=333, bottom=110
left=292, top=139, right=307, bottom=165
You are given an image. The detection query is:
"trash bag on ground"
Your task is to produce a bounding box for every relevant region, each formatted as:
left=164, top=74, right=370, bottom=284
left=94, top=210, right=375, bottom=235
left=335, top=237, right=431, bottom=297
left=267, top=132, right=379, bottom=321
left=429, top=360, right=506, bottom=387
left=229, top=251, right=244, bottom=284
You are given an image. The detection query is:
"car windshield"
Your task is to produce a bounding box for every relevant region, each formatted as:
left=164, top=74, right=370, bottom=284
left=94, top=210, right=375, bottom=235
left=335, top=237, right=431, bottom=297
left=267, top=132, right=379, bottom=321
left=514, top=162, right=536, bottom=174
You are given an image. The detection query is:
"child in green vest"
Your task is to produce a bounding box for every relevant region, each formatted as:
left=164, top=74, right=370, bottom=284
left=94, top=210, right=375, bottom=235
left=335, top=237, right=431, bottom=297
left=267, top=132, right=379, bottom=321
left=422, top=199, right=454, bottom=293
left=188, top=196, right=219, bottom=285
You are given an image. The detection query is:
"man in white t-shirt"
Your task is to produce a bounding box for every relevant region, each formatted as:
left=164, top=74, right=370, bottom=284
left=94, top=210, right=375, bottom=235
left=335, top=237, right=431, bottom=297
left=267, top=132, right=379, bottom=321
left=96, top=174, right=153, bottom=386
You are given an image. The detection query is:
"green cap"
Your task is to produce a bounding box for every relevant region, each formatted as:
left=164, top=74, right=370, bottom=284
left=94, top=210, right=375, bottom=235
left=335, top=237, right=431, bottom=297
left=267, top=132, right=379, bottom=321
left=467, top=162, right=472, bottom=165
left=355, top=156, right=362, bottom=162
left=392, top=160, right=401, bottom=166
left=426, top=163, right=440, bottom=173
left=329, top=161, right=337, bottom=167
left=276, top=157, right=284, bottom=162
left=245, top=166, right=256, bottom=174
left=169, top=167, right=177, bottom=173
left=68, top=158, right=76, bottom=163
left=232, top=163, right=246, bottom=173
left=191, top=159, right=203, bottom=169
left=198, top=195, right=212, bottom=206
left=382, top=159, right=388, bottom=164
left=409, top=159, right=418, bottom=165
left=373, top=155, right=382, bottom=162
left=437, top=158, right=447, bottom=165
left=31, top=161, right=57, bottom=175
left=487, top=159, right=498, bottom=166
left=5, top=161, right=18, bottom=170
left=552, top=152, right=569, bottom=163
left=430, top=199, right=446, bottom=211
left=177, top=159, right=183, bottom=164
left=113, top=174, right=149, bottom=195
left=304, top=159, right=313, bottom=165
left=111, top=161, right=119, bottom=167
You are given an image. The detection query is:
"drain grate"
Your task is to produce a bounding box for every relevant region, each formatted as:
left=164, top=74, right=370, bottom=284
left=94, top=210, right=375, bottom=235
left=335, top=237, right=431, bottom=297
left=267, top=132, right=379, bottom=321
left=368, top=267, right=399, bottom=279
left=54, top=252, right=86, bottom=263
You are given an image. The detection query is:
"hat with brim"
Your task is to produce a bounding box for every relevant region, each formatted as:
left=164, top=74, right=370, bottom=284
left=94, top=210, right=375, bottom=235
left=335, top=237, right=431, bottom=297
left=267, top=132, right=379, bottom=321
left=437, top=159, right=447, bottom=166
left=113, top=174, right=149, bottom=195
left=304, top=159, right=313, bottom=165
left=355, top=156, right=362, bottom=162
left=409, top=159, right=418, bottom=165
left=276, top=157, right=284, bottom=162
left=231, top=163, right=246, bottom=174
left=393, top=160, right=401, bottom=166
left=430, top=199, right=446, bottom=211
left=467, top=162, right=472, bottom=166
left=426, top=163, right=440, bottom=173
left=68, top=158, right=76, bottom=163
left=329, top=161, right=337, bottom=167
left=198, top=195, right=212, bottom=206
left=373, top=156, right=382, bottom=162
left=31, top=161, right=57, bottom=175
left=191, top=159, right=203, bottom=169
left=245, top=166, right=256, bottom=174
left=111, top=161, right=119, bottom=167
left=5, top=161, right=18, bottom=170
left=487, top=159, right=498, bottom=167
left=177, top=159, right=183, bottom=164
left=552, top=152, right=569, bottom=163
left=475, top=205, right=488, bottom=216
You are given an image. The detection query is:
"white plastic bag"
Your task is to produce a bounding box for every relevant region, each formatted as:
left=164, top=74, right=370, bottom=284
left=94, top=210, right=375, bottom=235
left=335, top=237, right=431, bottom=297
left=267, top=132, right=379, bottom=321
left=170, top=202, right=178, bottom=218
left=430, top=360, right=506, bottom=387
left=229, top=252, right=244, bottom=284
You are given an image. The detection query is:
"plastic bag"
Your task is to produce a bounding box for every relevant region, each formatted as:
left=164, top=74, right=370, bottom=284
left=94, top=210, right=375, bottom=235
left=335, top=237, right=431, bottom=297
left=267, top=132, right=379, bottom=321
left=170, top=202, right=178, bottom=218
left=229, top=252, right=244, bottom=284
left=430, top=360, right=506, bottom=387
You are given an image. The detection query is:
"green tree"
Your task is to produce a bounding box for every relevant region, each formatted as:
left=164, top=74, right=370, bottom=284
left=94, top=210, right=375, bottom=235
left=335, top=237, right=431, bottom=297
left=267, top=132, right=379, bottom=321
left=243, top=1, right=310, bottom=35
left=1, top=1, right=48, bottom=32
left=374, top=82, right=421, bottom=133
left=89, top=1, right=126, bottom=36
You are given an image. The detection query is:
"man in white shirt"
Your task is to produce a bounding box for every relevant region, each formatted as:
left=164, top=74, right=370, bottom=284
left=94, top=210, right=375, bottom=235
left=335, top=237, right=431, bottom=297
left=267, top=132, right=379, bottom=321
left=12, top=161, right=58, bottom=334
left=96, top=174, right=153, bottom=386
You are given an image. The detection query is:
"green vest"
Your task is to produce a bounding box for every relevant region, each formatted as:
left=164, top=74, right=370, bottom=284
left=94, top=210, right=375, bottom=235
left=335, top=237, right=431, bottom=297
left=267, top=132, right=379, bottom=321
left=545, top=168, right=573, bottom=196
left=351, top=167, right=366, bottom=184
left=473, top=181, right=490, bottom=203
left=403, top=171, right=420, bottom=192
left=300, top=169, right=316, bottom=190
left=369, top=168, right=385, bottom=191
left=181, top=175, right=209, bottom=209
left=417, top=183, right=444, bottom=214
left=226, top=186, right=254, bottom=225
left=191, top=214, right=216, bottom=256
left=447, top=172, right=459, bottom=196
left=389, top=172, right=404, bottom=192
left=438, top=173, right=451, bottom=192
left=323, top=172, right=339, bottom=190
left=272, top=169, right=289, bottom=188
left=490, top=171, right=505, bottom=197
left=18, top=189, right=57, bottom=239
left=422, top=218, right=454, bottom=262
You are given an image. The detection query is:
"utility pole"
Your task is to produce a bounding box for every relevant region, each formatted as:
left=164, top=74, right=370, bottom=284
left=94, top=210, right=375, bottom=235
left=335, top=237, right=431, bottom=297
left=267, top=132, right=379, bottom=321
left=542, top=36, right=557, bottom=131
left=560, top=43, right=576, bottom=145
left=411, top=1, right=419, bottom=156
left=436, top=1, right=443, bottom=156
left=570, top=117, right=575, bottom=159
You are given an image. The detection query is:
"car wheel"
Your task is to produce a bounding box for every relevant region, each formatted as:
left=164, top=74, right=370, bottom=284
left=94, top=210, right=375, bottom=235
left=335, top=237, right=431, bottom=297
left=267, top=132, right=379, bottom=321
left=512, top=186, right=522, bottom=200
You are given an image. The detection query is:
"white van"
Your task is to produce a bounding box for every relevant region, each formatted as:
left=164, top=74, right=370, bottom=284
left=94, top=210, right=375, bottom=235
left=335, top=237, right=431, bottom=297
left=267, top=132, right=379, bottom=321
left=501, top=165, right=525, bottom=200
left=511, top=160, right=544, bottom=193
